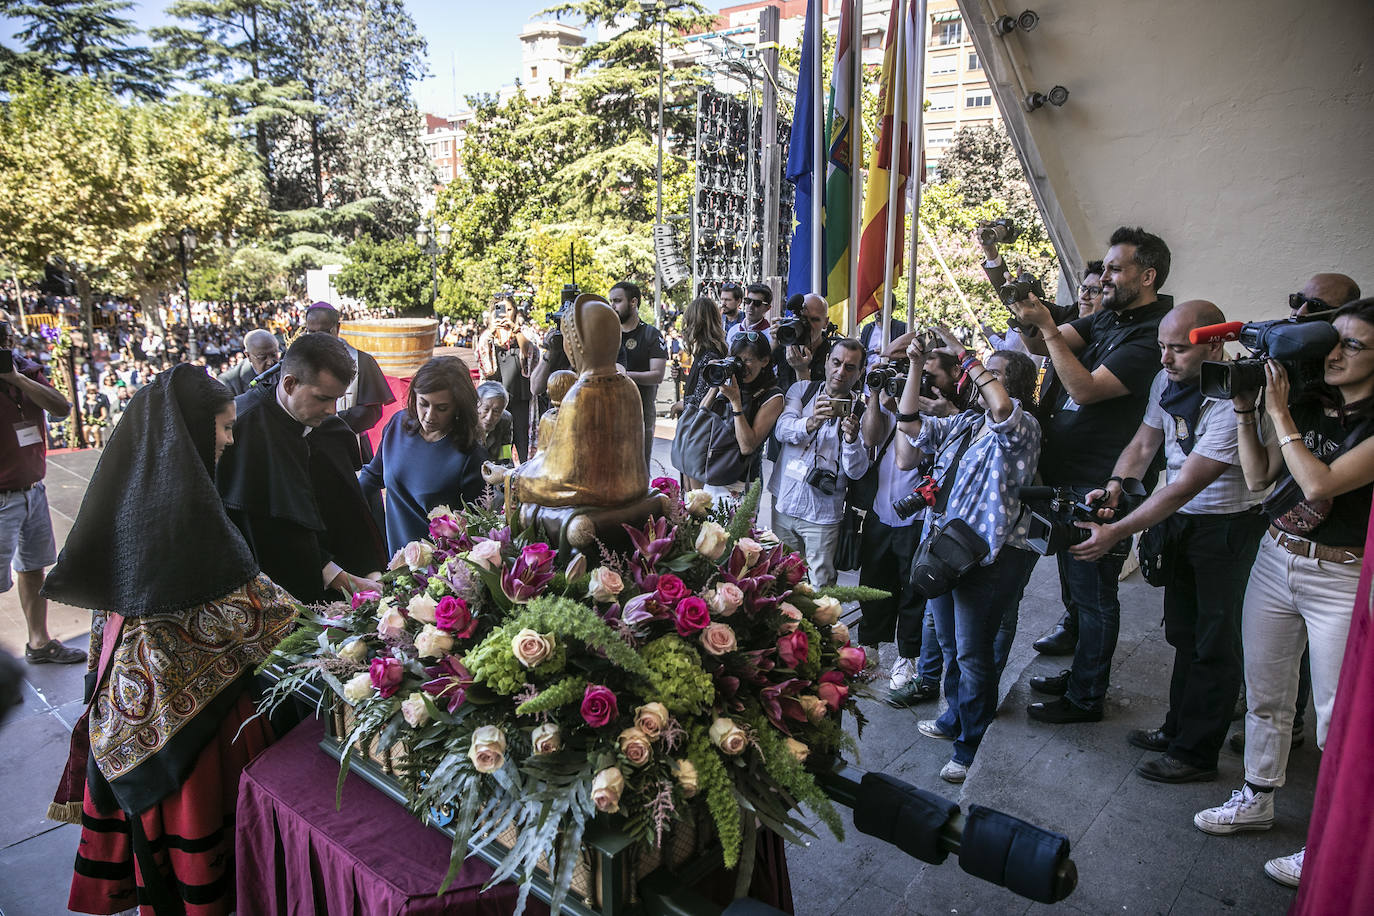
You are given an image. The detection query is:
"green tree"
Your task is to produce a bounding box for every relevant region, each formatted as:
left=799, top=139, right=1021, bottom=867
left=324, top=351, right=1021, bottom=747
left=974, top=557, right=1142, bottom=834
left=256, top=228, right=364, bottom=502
left=334, top=234, right=432, bottom=316
left=0, top=0, right=167, bottom=98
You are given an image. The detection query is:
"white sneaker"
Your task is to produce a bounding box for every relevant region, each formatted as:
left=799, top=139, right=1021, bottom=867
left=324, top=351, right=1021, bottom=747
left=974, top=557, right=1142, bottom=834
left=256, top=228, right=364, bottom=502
left=940, top=760, right=968, bottom=784
left=1264, top=848, right=1304, bottom=888
left=889, top=656, right=916, bottom=691
left=917, top=719, right=955, bottom=740
left=1193, top=785, right=1275, bottom=835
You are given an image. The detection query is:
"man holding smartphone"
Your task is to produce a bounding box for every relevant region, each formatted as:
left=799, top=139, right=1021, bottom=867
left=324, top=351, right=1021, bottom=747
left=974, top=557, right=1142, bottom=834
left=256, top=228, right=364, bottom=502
left=768, top=338, right=869, bottom=586
left=0, top=318, right=84, bottom=665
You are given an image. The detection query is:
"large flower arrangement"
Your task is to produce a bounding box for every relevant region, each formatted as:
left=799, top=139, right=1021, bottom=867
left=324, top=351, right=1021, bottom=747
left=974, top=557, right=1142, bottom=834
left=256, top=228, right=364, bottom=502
left=262, top=481, right=879, bottom=914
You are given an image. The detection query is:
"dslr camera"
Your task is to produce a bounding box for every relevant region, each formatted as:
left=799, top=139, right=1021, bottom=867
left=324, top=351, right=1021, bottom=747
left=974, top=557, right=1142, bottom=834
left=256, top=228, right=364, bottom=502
left=978, top=218, right=1021, bottom=246
left=702, top=356, right=743, bottom=386
left=893, top=475, right=942, bottom=520
left=1197, top=317, right=1339, bottom=400
left=865, top=359, right=919, bottom=399
left=1018, top=479, right=1146, bottom=555
left=998, top=271, right=1046, bottom=307
left=805, top=465, right=839, bottom=496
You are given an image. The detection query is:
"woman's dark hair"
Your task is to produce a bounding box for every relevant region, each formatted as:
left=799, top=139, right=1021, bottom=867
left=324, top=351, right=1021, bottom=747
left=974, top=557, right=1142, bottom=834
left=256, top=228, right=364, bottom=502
left=729, top=331, right=777, bottom=395
left=990, top=350, right=1038, bottom=405
left=404, top=356, right=480, bottom=450
left=683, top=296, right=726, bottom=360
left=1331, top=298, right=1374, bottom=420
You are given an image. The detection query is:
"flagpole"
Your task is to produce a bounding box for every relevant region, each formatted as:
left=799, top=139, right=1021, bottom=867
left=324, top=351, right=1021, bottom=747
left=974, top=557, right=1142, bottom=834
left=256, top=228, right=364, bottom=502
left=846, top=0, right=862, bottom=337
left=906, top=0, right=927, bottom=323
left=810, top=0, right=824, bottom=295
left=879, top=0, right=906, bottom=351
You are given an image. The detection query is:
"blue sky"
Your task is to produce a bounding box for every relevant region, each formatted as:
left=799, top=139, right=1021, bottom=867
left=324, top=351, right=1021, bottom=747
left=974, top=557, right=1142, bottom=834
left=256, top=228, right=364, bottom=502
left=1, top=1, right=731, bottom=115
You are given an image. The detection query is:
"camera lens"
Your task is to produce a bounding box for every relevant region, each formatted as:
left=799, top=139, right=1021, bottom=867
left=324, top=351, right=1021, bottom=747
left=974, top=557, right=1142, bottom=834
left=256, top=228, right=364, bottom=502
left=893, top=491, right=925, bottom=520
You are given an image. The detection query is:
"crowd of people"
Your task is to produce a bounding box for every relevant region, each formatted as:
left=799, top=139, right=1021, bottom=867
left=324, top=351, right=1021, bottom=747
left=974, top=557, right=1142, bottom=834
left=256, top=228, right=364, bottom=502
left=0, top=223, right=1369, bottom=911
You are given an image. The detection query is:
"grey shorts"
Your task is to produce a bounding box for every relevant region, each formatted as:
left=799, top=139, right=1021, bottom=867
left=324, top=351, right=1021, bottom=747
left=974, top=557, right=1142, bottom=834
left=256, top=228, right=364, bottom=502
left=0, top=481, right=58, bottom=593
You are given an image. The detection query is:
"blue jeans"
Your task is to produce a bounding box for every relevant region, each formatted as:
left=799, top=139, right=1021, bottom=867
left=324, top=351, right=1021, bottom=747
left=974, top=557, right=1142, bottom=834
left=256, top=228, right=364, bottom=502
left=920, top=606, right=944, bottom=686
left=933, top=546, right=1040, bottom=765
left=1058, top=542, right=1130, bottom=712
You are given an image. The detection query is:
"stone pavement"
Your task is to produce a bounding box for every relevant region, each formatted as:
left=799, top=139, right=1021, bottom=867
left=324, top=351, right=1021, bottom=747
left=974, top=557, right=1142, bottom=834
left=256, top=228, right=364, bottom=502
left=0, top=442, right=1315, bottom=915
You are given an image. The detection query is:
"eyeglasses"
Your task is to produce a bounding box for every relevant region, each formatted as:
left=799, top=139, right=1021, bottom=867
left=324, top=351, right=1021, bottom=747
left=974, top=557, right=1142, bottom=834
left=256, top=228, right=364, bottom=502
left=1289, top=293, right=1331, bottom=313
left=743, top=297, right=767, bottom=306
left=720, top=283, right=743, bottom=294
left=1340, top=337, right=1372, bottom=357
left=1078, top=284, right=1102, bottom=297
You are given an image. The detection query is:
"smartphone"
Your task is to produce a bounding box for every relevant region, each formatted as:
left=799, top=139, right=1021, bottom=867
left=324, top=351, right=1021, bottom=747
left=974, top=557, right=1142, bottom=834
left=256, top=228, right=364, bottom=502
left=819, top=395, right=853, bottom=417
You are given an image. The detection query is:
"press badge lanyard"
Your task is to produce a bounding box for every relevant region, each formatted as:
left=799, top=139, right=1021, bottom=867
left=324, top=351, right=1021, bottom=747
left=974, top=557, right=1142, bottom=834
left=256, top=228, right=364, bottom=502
left=6, top=382, right=42, bottom=448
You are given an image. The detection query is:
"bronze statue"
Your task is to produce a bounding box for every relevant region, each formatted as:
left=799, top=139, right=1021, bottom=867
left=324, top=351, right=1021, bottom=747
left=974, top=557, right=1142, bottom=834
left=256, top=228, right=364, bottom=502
left=484, top=295, right=668, bottom=551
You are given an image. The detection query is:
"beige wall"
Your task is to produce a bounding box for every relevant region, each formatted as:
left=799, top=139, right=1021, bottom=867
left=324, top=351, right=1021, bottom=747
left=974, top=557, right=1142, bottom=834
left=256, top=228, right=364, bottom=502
left=965, top=0, right=1374, bottom=322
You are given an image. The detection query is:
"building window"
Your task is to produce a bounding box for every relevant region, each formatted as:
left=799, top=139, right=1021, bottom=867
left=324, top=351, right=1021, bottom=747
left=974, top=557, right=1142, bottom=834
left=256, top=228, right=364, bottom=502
left=965, top=92, right=993, bottom=109
left=930, top=54, right=957, bottom=75
left=530, top=66, right=538, bottom=79
left=928, top=91, right=955, bottom=111
left=926, top=128, right=953, bottom=147
left=564, top=67, right=571, bottom=79
left=967, top=52, right=981, bottom=70
left=863, top=32, right=881, bottom=50
left=936, top=21, right=962, bottom=46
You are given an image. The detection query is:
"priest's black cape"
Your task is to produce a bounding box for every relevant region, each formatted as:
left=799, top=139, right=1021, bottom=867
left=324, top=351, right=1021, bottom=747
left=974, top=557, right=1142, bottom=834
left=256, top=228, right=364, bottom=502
left=216, top=371, right=386, bottom=603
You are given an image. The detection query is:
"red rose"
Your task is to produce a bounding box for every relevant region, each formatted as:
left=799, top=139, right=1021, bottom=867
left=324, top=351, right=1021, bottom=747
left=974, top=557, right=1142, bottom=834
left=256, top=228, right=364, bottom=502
left=777, top=630, right=809, bottom=668
left=581, top=684, right=620, bottom=728
left=674, top=596, right=711, bottom=636
left=655, top=574, right=689, bottom=605
left=836, top=645, right=867, bottom=675
left=816, top=670, right=849, bottom=711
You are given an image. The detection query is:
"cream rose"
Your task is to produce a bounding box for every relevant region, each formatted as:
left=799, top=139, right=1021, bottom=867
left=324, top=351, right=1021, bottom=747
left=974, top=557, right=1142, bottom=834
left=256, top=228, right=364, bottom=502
left=401, top=692, right=430, bottom=728
left=468, top=539, right=504, bottom=571
left=468, top=725, right=507, bottom=773
left=793, top=581, right=814, bottom=596
left=376, top=601, right=407, bottom=640
left=407, top=593, right=439, bottom=624
left=634, top=702, right=670, bottom=740
left=618, top=727, right=653, bottom=767
left=684, top=488, right=713, bottom=516
left=591, top=766, right=625, bottom=813
left=337, top=637, right=369, bottom=664
left=694, top=521, right=729, bottom=560
left=699, top=622, right=738, bottom=656
left=783, top=737, right=810, bottom=764
left=830, top=622, right=851, bottom=646
left=736, top=537, right=763, bottom=566
left=343, top=671, right=374, bottom=703
left=531, top=723, right=562, bottom=755
left=414, top=623, right=455, bottom=658
left=673, top=758, right=699, bottom=797
left=402, top=540, right=434, bottom=571
left=798, top=694, right=827, bottom=724
left=811, top=595, right=842, bottom=626
left=708, top=717, right=749, bottom=756
left=426, top=504, right=455, bottom=520
left=387, top=548, right=407, bottom=571
left=756, top=528, right=780, bottom=546
left=511, top=628, right=556, bottom=668
left=587, top=567, right=624, bottom=603
left=708, top=581, right=745, bottom=616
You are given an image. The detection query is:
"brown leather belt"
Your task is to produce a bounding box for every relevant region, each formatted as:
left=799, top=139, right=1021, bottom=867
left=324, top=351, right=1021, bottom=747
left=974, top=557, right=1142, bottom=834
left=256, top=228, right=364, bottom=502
left=1268, top=525, right=1363, bottom=564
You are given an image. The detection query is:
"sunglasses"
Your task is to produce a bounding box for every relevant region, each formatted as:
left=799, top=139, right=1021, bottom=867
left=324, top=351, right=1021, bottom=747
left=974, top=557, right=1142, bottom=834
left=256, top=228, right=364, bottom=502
left=743, top=297, right=768, bottom=306
left=739, top=330, right=766, bottom=342
left=1289, top=293, right=1330, bottom=313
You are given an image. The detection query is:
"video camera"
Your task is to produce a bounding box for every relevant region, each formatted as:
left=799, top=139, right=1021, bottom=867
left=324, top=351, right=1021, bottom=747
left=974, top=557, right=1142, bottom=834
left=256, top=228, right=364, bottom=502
left=1195, top=317, right=1339, bottom=400
left=1018, top=479, right=1146, bottom=555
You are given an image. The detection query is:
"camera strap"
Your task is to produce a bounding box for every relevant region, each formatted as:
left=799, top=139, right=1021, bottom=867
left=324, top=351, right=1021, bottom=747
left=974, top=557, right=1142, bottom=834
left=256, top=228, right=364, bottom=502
left=932, top=418, right=981, bottom=515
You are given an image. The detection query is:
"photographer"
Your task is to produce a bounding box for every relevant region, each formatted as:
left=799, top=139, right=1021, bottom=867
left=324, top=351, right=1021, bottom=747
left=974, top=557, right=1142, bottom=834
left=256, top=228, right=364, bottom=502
left=768, top=338, right=869, bottom=586
left=1288, top=273, right=1360, bottom=317
left=476, top=296, right=537, bottom=462
left=1013, top=226, right=1174, bottom=723
left=894, top=328, right=1042, bottom=783
left=697, top=332, right=785, bottom=496
left=1193, top=298, right=1374, bottom=888
left=1070, top=301, right=1268, bottom=784
left=610, top=281, right=669, bottom=469
left=771, top=293, right=836, bottom=394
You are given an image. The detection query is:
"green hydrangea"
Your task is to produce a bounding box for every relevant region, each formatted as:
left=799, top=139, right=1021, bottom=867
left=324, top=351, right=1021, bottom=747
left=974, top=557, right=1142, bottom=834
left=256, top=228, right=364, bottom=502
left=638, top=636, right=715, bottom=716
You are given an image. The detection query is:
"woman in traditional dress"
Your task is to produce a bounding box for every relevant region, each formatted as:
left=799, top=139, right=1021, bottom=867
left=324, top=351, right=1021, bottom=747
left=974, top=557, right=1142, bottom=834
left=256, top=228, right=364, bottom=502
left=45, top=364, right=298, bottom=916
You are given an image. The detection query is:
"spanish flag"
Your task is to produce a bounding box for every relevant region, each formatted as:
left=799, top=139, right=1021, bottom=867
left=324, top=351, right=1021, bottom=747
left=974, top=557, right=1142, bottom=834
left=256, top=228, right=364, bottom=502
left=854, top=0, right=914, bottom=325
left=823, top=0, right=857, bottom=329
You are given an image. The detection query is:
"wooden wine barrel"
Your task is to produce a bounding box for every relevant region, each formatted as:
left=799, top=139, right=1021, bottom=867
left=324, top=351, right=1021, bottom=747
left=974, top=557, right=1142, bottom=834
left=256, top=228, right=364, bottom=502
left=339, top=318, right=440, bottom=377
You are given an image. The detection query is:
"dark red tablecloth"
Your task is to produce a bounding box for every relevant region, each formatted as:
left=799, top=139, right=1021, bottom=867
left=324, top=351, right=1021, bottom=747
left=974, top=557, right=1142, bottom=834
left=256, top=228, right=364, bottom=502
left=236, top=716, right=543, bottom=915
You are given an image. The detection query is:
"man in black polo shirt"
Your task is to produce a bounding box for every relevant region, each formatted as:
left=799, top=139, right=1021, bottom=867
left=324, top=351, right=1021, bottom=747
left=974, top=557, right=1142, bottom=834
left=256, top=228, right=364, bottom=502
left=1011, top=225, right=1174, bottom=723
left=610, top=281, right=668, bottom=469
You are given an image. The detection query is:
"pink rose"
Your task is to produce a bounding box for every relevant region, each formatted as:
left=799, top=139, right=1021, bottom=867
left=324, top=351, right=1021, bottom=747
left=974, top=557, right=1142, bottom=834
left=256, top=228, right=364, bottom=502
left=816, top=671, right=849, bottom=711
left=651, top=476, right=681, bottom=501
left=468, top=725, right=507, bottom=773
left=511, top=628, right=556, bottom=668
left=837, top=646, right=867, bottom=675
left=634, top=702, right=669, bottom=739
left=618, top=727, right=653, bottom=767
left=708, top=717, right=749, bottom=755
left=592, top=766, right=625, bottom=813
left=581, top=684, right=619, bottom=728
left=708, top=582, right=744, bottom=616
left=655, top=574, right=689, bottom=605
left=429, top=514, right=462, bottom=541
left=734, top=537, right=763, bottom=567
left=468, top=539, right=504, bottom=571
left=587, top=567, right=624, bottom=603
left=435, top=596, right=476, bottom=637
left=350, top=589, right=380, bottom=610
left=674, top=596, right=711, bottom=637
left=778, top=602, right=803, bottom=634
left=830, top=622, right=851, bottom=646
left=376, top=602, right=407, bottom=640
left=369, top=656, right=403, bottom=699
left=699, top=622, right=737, bottom=656
left=777, top=630, right=809, bottom=668
left=520, top=542, right=557, bottom=568
left=402, top=540, right=434, bottom=571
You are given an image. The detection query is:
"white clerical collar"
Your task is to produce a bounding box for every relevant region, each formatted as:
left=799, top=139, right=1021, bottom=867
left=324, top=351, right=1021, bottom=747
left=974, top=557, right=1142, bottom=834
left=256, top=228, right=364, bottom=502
left=276, top=383, right=312, bottom=437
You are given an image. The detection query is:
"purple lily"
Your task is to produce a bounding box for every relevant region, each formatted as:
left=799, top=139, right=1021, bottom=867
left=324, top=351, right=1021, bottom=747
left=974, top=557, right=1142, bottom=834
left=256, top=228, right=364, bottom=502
left=760, top=678, right=810, bottom=734
left=421, top=656, right=473, bottom=713
left=500, top=542, right=557, bottom=602
left=624, top=517, right=677, bottom=570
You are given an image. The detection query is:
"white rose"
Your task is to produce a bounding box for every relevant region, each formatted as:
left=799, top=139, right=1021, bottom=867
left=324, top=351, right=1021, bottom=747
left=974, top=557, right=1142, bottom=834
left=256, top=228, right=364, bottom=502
left=591, top=766, right=625, bottom=813
left=830, top=622, right=851, bottom=646
left=343, top=671, right=374, bottom=703
left=684, top=488, right=713, bottom=516
left=587, top=567, right=624, bottom=603
left=756, top=528, right=780, bottom=546
left=736, top=537, right=763, bottom=566
left=468, top=725, right=507, bottom=773
left=694, top=521, right=729, bottom=561
left=402, top=540, right=435, bottom=571
left=408, top=593, right=438, bottom=624
left=337, top=637, right=369, bottom=664
left=426, top=504, right=455, bottom=520
left=468, top=539, right=504, bottom=571
left=708, top=581, right=745, bottom=616
left=401, top=691, right=430, bottom=728
left=376, top=602, right=407, bottom=639
left=387, top=548, right=407, bottom=571
left=708, top=717, right=749, bottom=755
left=531, top=723, right=562, bottom=754
left=811, top=595, right=842, bottom=626
left=414, top=623, right=455, bottom=658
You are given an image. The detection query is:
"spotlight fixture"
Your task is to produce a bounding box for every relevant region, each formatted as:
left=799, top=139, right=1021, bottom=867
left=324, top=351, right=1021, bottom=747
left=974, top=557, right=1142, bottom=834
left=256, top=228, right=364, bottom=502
left=996, top=10, right=1040, bottom=35
left=1024, top=85, right=1069, bottom=111
left=994, top=15, right=1017, bottom=35
left=1017, top=9, right=1040, bottom=31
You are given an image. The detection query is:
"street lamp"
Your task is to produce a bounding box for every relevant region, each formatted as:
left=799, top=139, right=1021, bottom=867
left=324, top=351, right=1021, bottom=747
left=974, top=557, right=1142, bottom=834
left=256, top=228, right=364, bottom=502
left=163, top=227, right=198, bottom=359
left=415, top=220, right=453, bottom=312
left=640, top=0, right=683, bottom=328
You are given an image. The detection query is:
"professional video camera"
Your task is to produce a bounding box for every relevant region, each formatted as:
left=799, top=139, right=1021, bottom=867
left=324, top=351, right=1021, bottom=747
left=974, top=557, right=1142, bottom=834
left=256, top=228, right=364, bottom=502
left=1194, top=317, right=1339, bottom=400
left=978, top=218, right=1021, bottom=246
left=701, top=356, right=743, bottom=387
left=1018, top=479, right=1147, bottom=555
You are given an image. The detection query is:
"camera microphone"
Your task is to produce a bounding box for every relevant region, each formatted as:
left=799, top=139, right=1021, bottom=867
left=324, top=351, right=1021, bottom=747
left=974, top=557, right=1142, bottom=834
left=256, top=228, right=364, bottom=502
left=1188, top=322, right=1244, bottom=345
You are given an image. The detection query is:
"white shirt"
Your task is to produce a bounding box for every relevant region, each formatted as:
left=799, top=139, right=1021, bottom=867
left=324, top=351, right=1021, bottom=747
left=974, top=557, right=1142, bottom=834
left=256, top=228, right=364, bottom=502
left=867, top=405, right=928, bottom=528
left=725, top=318, right=771, bottom=351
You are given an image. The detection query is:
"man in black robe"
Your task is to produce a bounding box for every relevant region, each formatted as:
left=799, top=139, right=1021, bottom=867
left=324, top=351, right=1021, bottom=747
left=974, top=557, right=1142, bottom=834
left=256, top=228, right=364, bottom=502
left=303, top=303, right=394, bottom=461
left=217, top=332, right=385, bottom=603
